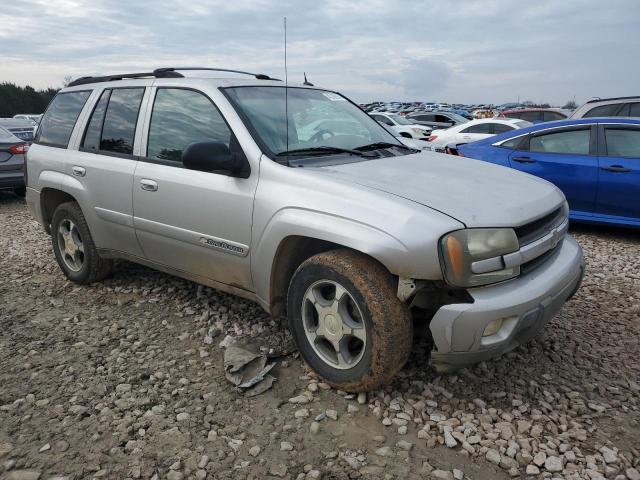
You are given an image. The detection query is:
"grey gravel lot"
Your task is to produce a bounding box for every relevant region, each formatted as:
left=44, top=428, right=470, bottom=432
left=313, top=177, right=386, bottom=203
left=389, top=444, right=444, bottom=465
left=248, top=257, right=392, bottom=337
left=1, top=193, right=639, bottom=480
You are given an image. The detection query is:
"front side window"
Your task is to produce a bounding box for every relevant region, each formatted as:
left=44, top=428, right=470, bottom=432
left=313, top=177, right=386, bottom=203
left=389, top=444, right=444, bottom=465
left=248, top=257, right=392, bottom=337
left=37, top=90, right=91, bottom=147
left=605, top=128, right=640, bottom=158
left=530, top=129, right=590, bottom=155
left=224, top=86, right=400, bottom=158
left=147, top=88, right=231, bottom=162
left=461, top=123, right=492, bottom=134
left=100, top=88, right=144, bottom=155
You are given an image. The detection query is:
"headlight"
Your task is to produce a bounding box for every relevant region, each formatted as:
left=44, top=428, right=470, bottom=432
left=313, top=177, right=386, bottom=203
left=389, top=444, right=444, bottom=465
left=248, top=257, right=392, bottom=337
left=440, top=228, right=520, bottom=287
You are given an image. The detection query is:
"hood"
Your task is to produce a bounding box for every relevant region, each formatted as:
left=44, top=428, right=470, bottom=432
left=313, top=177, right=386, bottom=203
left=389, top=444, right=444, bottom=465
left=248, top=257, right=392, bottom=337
left=316, top=152, right=564, bottom=227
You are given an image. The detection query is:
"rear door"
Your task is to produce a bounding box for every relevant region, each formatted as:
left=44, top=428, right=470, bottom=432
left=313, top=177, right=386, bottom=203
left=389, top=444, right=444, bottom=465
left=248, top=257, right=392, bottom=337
left=132, top=86, right=257, bottom=289
left=596, top=124, right=640, bottom=222
left=508, top=125, right=598, bottom=217
left=70, top=85, right=149, bottom=257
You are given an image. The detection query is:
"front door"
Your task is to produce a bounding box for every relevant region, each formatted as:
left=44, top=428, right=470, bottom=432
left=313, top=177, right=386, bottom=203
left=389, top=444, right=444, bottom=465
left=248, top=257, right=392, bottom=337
left=132, top=87, right=258, bottom=290
left=508, top=125, right=599, bottom=217
left=596, top=124, right=640, bottom=223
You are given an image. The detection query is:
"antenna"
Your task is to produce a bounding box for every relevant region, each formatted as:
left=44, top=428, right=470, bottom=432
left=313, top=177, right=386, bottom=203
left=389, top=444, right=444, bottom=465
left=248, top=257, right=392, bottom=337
left=303, top=72, right=313, bottom=86
left=284, top=17, right=289, bottom=155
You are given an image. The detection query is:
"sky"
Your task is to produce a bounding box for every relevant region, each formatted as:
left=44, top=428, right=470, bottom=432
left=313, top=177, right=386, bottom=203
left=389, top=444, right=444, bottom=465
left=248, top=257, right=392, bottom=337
left=0, top=0, right=638, bottom=105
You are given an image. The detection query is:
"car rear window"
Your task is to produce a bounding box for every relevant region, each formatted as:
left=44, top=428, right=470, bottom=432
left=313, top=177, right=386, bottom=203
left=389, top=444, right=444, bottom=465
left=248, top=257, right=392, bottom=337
left=36, top=90, right=91, bottom=148
left=605, top=128, right=640, bottom=158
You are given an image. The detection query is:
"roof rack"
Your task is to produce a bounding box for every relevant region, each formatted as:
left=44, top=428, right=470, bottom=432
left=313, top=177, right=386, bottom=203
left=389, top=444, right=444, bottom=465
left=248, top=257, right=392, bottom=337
left=153, top=67, right=281, bottom=81
left=67, top=67, right=281, bottom=87
left=585, top=95, right=640, bottom=104
left=67, top=70, right=183, bottom=87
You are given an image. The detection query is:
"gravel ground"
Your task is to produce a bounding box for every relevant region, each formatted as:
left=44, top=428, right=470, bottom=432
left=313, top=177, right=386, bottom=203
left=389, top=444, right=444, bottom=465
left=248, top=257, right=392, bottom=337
left=1, top=193, right=639, bottom=480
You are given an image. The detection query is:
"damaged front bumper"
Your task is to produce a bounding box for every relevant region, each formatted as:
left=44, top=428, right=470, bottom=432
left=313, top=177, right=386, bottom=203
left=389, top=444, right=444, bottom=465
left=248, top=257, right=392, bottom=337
left=429, top=235, right=584, bottom=372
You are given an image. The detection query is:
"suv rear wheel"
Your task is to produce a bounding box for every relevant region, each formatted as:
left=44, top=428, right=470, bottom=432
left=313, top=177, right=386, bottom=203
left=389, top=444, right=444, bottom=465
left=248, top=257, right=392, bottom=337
left=51, top=202, right=113, bottom=284
left=287, top=249, right=413, bottom=392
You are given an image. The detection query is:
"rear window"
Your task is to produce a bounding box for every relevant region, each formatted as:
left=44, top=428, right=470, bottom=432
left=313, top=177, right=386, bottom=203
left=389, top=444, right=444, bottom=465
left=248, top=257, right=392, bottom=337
left=37, top=90, right=91, bottom=148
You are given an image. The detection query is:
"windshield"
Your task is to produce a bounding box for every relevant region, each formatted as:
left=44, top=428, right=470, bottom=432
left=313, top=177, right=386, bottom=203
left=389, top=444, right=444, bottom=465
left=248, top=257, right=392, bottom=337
left=389, top=114, right=413, bottom=125
left=224, top=86, right=401, bottom=157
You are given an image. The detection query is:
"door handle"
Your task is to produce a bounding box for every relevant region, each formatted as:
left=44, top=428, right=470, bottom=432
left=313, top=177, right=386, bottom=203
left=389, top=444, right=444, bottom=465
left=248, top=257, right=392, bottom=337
left=512, top=156, right=536, bottom=164
left=72, top=166, right=86, bottom=177
left=602, top=165, right=631, bottom=173
left=140, top=179, right=158, bottom=192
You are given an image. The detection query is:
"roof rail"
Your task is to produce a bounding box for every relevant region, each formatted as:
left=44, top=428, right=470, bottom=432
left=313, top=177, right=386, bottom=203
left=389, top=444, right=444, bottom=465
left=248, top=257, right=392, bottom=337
left=153, top=67, right=281, bottom=81
left=585, top=95, right=640, bottom=104
left=67, top=70, right=183, bottom=87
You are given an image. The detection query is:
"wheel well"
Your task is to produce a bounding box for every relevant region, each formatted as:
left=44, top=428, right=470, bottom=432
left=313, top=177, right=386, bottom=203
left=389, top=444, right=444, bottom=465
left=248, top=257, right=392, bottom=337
left=269, top=236, right=342, bottom=318
left=40, top=188, right=77, bottom=234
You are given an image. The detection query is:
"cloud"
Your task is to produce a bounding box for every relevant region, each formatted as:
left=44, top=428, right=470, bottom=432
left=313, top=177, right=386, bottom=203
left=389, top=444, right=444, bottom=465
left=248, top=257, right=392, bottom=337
left=0, top=0, right=638, bottom=105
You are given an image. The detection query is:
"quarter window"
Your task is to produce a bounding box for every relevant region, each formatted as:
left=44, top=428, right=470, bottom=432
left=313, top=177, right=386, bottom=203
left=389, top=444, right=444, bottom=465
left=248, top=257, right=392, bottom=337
left=147, top=88, right=231, bottom=162
left=530, top=129, right=590, bottom=155
left=37, top=90, right=91, bottom=147
left=492, top=123, right=515, bottom=134
left=100, top=88, right=145, bottom=155
left=605, top=128, right=640, bottom=158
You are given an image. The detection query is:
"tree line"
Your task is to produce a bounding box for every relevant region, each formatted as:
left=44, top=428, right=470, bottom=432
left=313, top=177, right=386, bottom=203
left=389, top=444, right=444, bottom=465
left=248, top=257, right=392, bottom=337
left=0, top=82, right=58, bottom=118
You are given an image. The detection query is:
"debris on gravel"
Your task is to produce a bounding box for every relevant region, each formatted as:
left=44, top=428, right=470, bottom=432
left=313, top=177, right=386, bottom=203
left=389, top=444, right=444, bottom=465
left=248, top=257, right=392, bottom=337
left=1, top=196, right=639, bottom=479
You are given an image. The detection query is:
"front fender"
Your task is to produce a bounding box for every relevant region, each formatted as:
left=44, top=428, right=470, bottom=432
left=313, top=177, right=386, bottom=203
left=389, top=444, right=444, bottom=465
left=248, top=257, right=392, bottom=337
left=252, top=207, right=414, bottom=306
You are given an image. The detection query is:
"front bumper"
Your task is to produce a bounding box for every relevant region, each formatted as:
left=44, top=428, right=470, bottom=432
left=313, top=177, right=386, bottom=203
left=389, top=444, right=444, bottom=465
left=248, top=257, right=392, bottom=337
left=429, top=235, right=584, bottom=371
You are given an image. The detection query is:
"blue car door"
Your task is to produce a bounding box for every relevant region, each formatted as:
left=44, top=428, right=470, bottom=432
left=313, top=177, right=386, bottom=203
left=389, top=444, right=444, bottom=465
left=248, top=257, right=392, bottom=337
left=508, top=125, right=598, bottom=218
left=596, top=124, right=640, bottom=224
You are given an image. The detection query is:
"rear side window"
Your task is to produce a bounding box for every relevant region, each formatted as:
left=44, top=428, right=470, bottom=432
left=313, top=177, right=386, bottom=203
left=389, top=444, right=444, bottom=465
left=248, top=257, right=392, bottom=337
left=530, top=129, right=590, bottom=155
left=82, top=90, right=111, bottom=151
left=147, top=88, right=231, bottom=162
left=100, top=88, right=145, bottom=155
left=583, top=103, right=622, bottom=117
left=493, top=123, right=515, bottom=134
left=605, top=128, right=640, bottom=158
left=461, top=123, right=492, bottom=134
left=543, top=111, right=566, bottom=122
left=37, top=91, right=91, bottom=147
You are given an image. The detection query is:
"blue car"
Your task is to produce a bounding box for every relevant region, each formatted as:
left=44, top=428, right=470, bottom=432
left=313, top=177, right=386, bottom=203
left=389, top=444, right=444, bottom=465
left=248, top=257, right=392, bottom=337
left=456, top=118, right=640, bottom=228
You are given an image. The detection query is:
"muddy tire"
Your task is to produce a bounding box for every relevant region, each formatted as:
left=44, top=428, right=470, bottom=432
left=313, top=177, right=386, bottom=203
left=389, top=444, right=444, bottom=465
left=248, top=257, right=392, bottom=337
left=51, top=202, right=113, bottom=284
left=287, top=249, right=413, bottom=392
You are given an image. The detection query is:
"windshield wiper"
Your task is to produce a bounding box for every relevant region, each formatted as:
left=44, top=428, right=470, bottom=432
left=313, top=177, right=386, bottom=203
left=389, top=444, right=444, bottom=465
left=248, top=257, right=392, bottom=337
left=354, top=142, right=413, bottom=152
left=276, top=146, right=377, bottom=157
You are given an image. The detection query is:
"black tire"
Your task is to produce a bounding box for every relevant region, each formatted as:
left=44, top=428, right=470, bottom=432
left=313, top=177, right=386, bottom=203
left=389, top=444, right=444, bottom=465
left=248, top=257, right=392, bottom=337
left=51, top=202, right=113, bottom=284
left=13, top=187, right=26, bottom=197
left=287, top=249, right=413, bottom=392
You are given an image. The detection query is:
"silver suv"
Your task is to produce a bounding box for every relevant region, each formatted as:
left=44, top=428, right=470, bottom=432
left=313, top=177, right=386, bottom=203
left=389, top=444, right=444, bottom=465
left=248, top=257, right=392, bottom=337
left=26, top=68, right=584, bottom=391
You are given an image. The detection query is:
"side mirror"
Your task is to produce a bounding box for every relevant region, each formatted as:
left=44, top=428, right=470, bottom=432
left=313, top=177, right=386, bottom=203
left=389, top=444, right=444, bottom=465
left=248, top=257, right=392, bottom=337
left=182, top=142, right=242, bottom=175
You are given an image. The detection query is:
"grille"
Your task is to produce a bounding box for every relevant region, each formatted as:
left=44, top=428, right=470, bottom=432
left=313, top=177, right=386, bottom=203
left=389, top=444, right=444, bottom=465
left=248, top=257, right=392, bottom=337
left=514, top=205, right=566, bottom=246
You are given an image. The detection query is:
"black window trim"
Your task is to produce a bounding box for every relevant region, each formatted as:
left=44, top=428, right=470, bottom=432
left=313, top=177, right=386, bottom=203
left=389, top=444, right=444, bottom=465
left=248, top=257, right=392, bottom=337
left=78, top=86, right=146, bottom=160
left=599, top=123, right=640, bottom=159
left=140, top=86, right=250, bottom=177
left=34, top=89, right=92, bottom=149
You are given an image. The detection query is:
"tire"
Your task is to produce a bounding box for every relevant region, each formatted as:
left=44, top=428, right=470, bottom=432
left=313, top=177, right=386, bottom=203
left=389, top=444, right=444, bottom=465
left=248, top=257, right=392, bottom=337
left=287, top=249, right=413, bottom=392
left=51, top=202, right=113, bottom=284
left=13, top=187, right=26, bottom=197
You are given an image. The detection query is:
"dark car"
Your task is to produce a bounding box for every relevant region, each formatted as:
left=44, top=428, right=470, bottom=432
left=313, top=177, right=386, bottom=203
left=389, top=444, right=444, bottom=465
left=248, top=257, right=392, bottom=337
left=499, top=108, right=568, bottom=123
left=455, top=118, right=640, bottom=228
left=0, top=125, right=28, bottom=196
left=0, top=118, right=36, bottom=143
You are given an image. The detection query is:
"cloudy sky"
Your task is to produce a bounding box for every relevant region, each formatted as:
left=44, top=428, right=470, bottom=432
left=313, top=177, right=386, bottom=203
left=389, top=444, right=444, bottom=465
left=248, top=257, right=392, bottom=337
left=1, top=0, right=638, bottom=104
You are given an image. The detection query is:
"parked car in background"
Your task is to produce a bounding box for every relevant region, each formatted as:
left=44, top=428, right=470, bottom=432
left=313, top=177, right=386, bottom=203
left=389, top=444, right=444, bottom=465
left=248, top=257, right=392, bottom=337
left=406, top=111, right=468, bottom=130
left=369, top=113, right=431, bottom=139
left=571, top=96, right=640, bottom=118
left=0, top=118, right=36, bottom=143
left=0, top=125, right=28, bottom=197
left=395, top=135, right=430, bottom=151
left=26, top=67, right=584, bottom=390
left=456, top=118, right=640, bottom=228
left=499, top=108, right=567, bottom=123
left=425, top=118, right=532, bottom=152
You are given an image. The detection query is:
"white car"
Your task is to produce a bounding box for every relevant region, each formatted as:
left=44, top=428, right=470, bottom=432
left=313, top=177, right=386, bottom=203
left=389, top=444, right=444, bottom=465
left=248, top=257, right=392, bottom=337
left=425, top=118, right=532, bottom=152
left=369, top=113, right=431, bottom=140
left=396, top=135, right=430, bottom=151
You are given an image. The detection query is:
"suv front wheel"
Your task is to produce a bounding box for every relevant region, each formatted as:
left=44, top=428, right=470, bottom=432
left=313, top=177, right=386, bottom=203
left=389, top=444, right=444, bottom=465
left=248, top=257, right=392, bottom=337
left=51, top=202, right=113, bottom=284
left=287, top=249, right=413, bottom=392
